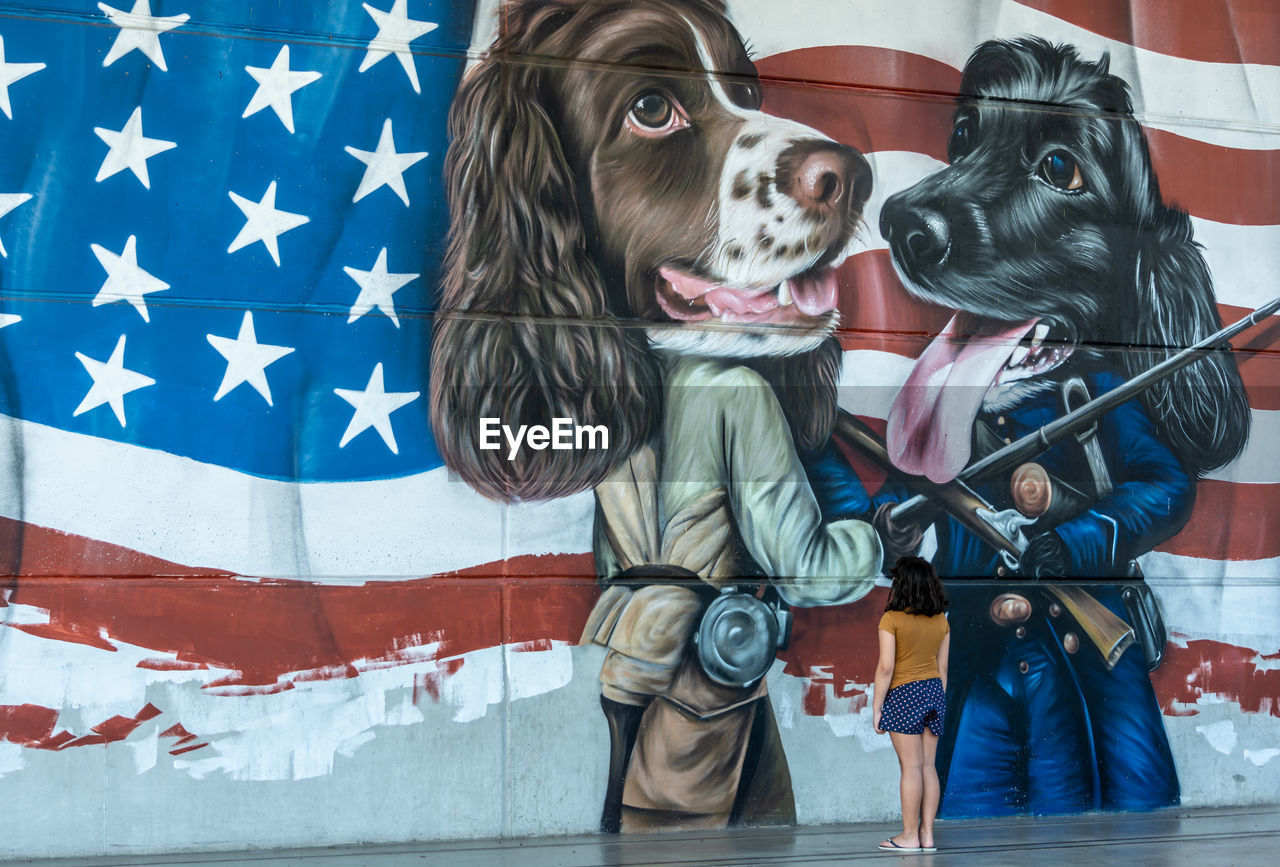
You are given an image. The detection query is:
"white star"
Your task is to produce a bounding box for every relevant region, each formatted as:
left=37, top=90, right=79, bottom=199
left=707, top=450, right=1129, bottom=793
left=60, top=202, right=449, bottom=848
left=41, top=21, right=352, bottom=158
left=0, top=192, right=32, bottom=258
left=206, top=311, right=295, bottom=405
left=74, top=334, right=155, bottom=427
left=333, top=363, right=419, bottom=454
left=99, top=1, right=189, bottom=72
left=0, top=35, right=46, bottom=120
left=94, top=106, right=176, bottom=188
left=90, top=235, right=169, bottom=322
left=344, top=248, right=418, bottom=327
left=242, top=45, right=321, bottom=134
left=359, top=0, right=438, bottom=94
left=227, top=181, right=310, bottom=267
left=344, top=118, right=427, bottom=206
left=0, top=314, right=19, bottom=329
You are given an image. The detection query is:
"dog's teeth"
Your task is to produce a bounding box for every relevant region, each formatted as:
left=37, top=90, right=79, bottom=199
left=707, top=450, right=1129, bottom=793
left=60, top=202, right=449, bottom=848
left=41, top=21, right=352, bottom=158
left=777, top=280, right=793, bottom=306
left=1009, top=344, right=1030, bottom=367
left=1030, top=323, right=1049, bottom=348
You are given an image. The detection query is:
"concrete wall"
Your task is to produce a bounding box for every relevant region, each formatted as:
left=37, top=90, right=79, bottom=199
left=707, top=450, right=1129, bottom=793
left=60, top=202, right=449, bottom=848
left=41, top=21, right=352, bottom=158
left=0, top=0, right=1278, bottom=860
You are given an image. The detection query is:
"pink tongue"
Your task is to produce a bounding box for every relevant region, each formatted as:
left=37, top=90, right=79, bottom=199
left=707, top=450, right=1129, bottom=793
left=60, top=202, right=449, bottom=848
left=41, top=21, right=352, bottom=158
left=658, top=267, right=839, bottom=318
left=886, top=313, right=1038, bottom=483
left=788, top=270, right=840, bottom=316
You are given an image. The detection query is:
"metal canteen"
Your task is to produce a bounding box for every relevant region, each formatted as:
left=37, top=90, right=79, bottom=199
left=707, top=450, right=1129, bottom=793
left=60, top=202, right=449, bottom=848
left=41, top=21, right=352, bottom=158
left=695, top=587, right=782, bottom=689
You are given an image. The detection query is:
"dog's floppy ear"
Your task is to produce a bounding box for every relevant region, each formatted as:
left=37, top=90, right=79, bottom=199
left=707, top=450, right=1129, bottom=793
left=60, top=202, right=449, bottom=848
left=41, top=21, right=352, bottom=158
left=429, top=50, right=661, bottom=502
left=1127, top=208, right=1250, bottom=475
left=746, top=337, right=843, bottom=452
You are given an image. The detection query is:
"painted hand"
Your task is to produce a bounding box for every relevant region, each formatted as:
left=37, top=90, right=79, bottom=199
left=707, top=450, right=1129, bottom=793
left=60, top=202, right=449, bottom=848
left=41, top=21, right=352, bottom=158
left=873, top=502, right=923, bottom=565
left=1021, top=531, right=1069, bottom=578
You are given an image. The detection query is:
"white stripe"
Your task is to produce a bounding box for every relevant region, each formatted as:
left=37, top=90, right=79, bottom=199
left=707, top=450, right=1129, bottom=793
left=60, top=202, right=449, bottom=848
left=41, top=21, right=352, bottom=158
left=853, top=151, right=1280, bottom=314
left=0, top=414, right=594, bottom=579
left=1142, top=552, right=1280, bottom=649
left=464, top=0, right=501, bottom=75
left=837, top=349, right=915, bottom=420
left=1192, top=217, right=1280, bottom=311
left=0, top=605, right=577, bottom=782
left=729, top=0, right=1280, bottom=150
left=1205, top=410, right=1280, bottom=485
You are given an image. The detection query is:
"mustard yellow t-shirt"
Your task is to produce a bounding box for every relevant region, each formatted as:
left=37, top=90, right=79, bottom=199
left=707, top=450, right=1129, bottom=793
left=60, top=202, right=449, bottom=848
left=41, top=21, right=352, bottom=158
left=878, top=609, right=949, bottom=689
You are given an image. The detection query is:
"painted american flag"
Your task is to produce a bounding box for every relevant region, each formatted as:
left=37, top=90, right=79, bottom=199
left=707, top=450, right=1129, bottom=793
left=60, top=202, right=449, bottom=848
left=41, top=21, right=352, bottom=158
left=0, top=0, right=1276, bottom=826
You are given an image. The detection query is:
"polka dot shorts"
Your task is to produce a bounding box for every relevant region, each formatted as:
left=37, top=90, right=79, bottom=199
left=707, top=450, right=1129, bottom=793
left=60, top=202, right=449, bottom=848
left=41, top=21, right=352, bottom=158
left=880, top=677, right=945, bottom=735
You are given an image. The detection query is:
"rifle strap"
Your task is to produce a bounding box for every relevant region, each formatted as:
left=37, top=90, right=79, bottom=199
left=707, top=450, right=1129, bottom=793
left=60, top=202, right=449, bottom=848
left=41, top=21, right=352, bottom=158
left=1061, top=378, right=1114, bottom=501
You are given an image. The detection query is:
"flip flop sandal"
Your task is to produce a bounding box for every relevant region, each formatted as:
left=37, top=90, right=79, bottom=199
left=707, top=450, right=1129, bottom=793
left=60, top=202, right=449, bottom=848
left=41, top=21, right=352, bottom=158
left=878, top=839, right=923, bottom=852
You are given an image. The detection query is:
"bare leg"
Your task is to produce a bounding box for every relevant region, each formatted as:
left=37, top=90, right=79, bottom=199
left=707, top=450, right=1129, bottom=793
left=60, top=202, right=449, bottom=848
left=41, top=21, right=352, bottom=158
left=920, top=727, right=940, bottom=849
left=888, top=731, right=923, bottom=848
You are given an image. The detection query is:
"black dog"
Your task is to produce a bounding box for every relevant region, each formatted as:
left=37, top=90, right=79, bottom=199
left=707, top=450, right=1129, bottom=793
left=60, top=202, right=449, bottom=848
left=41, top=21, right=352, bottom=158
left=878, top=36, right=1249, bottom=577
left=870, top=37, right=1252, bottom=816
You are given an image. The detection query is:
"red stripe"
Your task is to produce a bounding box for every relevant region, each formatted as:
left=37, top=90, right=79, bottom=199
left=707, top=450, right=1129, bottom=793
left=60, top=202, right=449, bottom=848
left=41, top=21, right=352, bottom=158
left=1016, top=0, right=1280, bottom=67
left=1156, top=479, right=1280, bottom=561
left=0, top=702, right=161, bottom=750
left=778, top=587, right=889, bottom=700
left=760, top=46, right=1280, bottom=225
left=1147, top=129, right=1280, bottom=226
left=759, top=47, right=956, bottom=159
left=5, top=517, right=597, bottom=687
left=1152, top=637, right=1280, bottom=718
left=835, top=250, right=952, bottom=357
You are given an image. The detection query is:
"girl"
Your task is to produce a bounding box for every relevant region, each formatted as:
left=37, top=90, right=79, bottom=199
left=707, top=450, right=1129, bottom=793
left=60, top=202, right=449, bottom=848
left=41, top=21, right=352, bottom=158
left=873, top=556, right=950, bottom=853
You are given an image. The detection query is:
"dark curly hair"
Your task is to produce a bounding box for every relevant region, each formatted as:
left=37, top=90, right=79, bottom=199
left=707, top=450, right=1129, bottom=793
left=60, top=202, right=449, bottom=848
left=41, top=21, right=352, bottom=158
left=885, top=556, right=948, bottom=617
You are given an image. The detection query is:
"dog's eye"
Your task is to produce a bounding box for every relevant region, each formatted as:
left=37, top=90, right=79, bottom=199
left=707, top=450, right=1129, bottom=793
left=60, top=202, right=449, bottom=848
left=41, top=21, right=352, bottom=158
left=948, top=118, right=974, bottom=162
left=731, top=82, right=762, bottom=109
left=625, top=93, right=690, bottom=138
left=1037, top=151, right=1085, bottom=192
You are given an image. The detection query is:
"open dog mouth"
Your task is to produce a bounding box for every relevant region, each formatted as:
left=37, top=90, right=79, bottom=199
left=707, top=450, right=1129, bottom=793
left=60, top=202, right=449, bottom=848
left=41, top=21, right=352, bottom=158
left=654, top=265, right=839, bottom=325
left=995, top=321, right=1074, bottom=386
left=886, top=311, right=1075, bottom=483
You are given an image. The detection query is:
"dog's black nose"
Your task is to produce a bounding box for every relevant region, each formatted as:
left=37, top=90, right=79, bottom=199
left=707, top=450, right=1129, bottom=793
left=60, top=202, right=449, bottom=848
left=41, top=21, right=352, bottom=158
left=881, top=200, right=950, bottom=269
left=782, top=144, right=870, bottom=212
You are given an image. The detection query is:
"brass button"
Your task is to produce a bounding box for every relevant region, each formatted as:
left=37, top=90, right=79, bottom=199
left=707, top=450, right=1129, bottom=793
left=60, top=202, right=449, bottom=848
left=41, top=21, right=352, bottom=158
left=997, top=416, right=1006, bottom=426
left=1049, top=602, right=1062, bottom=617
left=1011, top=463, right=1052, bottom=518
left=1018, top=660, right=1030, bottom=674
left=996, top=565, right=1006, bottom=577
left=1003, top=437, right=1012, bottom=445
left=1016, top=626, right=1026, bottom=638
left=1063, top=632, right=1079, bottom=654
left=990, top=593, right=1031, bottom=625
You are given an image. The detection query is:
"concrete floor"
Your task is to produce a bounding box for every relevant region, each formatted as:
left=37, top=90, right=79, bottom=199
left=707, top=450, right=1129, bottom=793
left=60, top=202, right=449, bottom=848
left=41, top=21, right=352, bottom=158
left=16, top=805, right=1280, bottom=866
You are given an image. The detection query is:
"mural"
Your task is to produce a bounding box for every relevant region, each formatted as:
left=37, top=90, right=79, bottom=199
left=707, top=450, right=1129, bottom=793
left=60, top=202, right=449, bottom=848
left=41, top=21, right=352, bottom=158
left=0, top=0, right=1278, bottom=858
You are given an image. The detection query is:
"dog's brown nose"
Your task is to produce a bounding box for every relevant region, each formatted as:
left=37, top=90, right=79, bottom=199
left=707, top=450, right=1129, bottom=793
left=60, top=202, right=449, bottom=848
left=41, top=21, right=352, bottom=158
left=781, top=143, right=871, bottom=212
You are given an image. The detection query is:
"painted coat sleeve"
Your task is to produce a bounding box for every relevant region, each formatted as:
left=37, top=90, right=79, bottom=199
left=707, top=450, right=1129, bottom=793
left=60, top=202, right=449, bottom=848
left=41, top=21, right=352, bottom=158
left=713, top=366, right=882, bottom=607
left=801, top=440, right=906, bottom=522
left=1051, top=381, right=1195, bottom=576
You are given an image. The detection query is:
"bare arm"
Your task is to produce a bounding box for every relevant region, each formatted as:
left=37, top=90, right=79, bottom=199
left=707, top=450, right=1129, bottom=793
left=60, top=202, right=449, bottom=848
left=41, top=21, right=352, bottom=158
left=872, top=628, right=896, bottom=734
left=937, top=630, right=950, bottom=692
